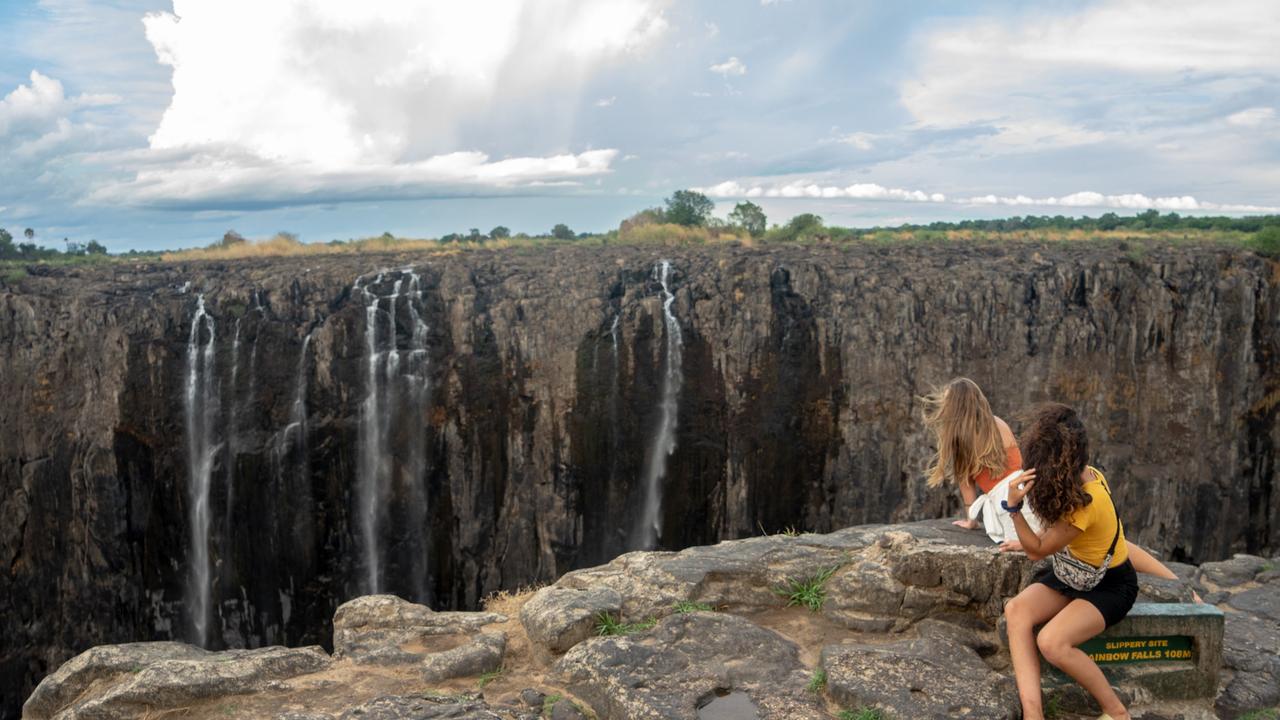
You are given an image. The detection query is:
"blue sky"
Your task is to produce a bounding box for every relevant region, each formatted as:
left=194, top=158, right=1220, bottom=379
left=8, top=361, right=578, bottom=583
left=1, top=0, right=1277, bottom=251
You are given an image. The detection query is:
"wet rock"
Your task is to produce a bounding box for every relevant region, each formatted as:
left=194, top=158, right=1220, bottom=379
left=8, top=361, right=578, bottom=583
left=520, top=586, right=623, bottom=654
left=821, top=637, right=1017, bottom=719
left=24, top=644, right=330, bottom=719
left=553, top=612, right=827, bottom=720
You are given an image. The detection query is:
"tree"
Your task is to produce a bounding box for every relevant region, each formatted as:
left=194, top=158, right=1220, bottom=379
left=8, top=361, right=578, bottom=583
left=728, top=201, right=766, bottom=236
left=65, top=238, right=85, bottom=255
left=0, top=229, right=13, bottom=259
left=786, top=213, right=824, bottom=234
left=85, top=240, right=108, bottom=255
left=467, top=228, right=483, bottom=243
left=619, top=207, right=665, bottom=233
left=1097, top=212, right=1121, bottom=231
left=220, top=230, right=246, bottom=247
left=490, top=226, right=510, bottom=239
left=551, top=223, right=575, bottom=240
left=23, top=228, right=34, bottom=241
left=664, top=190, right=714, bottom=227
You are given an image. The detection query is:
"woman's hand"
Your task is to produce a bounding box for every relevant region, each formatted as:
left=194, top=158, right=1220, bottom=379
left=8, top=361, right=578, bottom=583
left=952, top=518, right=980, bottom=530
left=1006, top=468, right=1036, bottom=506
left=999, top=538, right=1024, bottom=552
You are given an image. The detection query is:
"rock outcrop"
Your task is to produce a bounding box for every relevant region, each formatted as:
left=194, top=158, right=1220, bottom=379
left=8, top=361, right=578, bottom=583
left=23, top=521, right=1280, bottom=719
left=1, top=242, right=1277, bottom=715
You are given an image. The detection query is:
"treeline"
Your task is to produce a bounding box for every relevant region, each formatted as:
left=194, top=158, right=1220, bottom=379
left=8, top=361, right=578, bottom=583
left=0, top=227, right=108, bottom=261
left=888, top=209, right=1280, bottom=234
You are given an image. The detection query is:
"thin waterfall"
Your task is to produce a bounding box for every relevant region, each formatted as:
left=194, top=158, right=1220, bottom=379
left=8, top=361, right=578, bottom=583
left=357, top=274, right=386, bottom=594
left=635, top=260, right=683, bottom=550
left=224, top=317, right=242, bottom=556
left=184, top=294, right=219, bottom=647
left=355, top=270, right=432, bottom=599
left=280, top=332, right=312, bottom=453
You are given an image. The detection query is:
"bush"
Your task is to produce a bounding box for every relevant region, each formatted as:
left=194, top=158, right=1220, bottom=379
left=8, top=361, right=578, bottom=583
left=1248, top=226, right=1280, bottom=257
left=664, top=190, right=714, bottom=227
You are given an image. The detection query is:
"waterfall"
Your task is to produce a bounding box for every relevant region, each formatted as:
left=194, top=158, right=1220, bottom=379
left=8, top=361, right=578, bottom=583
left=183, top=294, right=219, bottom=647
left=635, top=260, right=683, bottom=550
left=280, top=333, right=312, bottom=453
left=355, top=270, right=433, bottom=599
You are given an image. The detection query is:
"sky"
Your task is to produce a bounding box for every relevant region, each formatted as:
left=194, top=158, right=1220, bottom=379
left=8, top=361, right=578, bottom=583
left=0, top=0, right=1277, bottom=251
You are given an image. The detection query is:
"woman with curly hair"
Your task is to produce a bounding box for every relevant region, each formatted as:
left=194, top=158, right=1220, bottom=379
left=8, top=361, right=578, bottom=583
left=1003, top=403, right=1137, bottom=720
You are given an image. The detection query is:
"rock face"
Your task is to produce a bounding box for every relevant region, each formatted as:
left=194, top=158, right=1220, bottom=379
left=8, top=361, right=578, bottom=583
left=1, top=242, right=1277, bottom=716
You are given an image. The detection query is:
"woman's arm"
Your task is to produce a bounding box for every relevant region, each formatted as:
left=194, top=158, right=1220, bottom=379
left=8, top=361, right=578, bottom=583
left=1004, top=469, right=1082, bottom=561
left=953, top=479, right=980, bottom=529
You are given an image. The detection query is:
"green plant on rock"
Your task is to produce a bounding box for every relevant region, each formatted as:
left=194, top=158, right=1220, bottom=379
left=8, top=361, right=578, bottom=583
left=1043, top=689, right=1064, bottom=719
left=773, top=565, right=839, bottom=612
left=1239, top=709, right=1280, bottom=720
left=478, top=666, right=504, bottom=688
left=542, top=693, right=563, bottom=717
left=595, top=611, right=657, bottom=636
left=838, top=707, right=887, bottom=720
left=673, top=601, right=715, bottom=614
left=806, top=668, right=826, bottom=694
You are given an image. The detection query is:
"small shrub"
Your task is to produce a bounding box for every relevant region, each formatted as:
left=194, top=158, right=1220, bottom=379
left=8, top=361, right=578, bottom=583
left=773, top=565, right=839, bottom=612
left=1043, top=689, right=1064, bottom=719
left=806, top=668, right=826, bottom=693
left=673, top=601, right=714, bottom=613
left=542, top=693, right=562, bottom=718
left=1239, top=709, right=1280, bottom=720
left=1247, top=226, right=1280, bottom=257
left=2, top=267, right=26, bottom=284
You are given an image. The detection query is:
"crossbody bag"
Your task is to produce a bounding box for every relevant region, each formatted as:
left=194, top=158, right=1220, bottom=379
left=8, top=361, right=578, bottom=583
left=1050, top=476, right=1120, bottom=591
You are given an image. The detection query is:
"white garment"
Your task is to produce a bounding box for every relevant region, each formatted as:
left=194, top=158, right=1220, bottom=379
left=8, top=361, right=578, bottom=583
left=967, top=470, right=1043, bottom=543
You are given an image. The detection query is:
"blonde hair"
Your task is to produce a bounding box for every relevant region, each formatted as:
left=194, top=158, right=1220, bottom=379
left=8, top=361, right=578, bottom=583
left=921, top=378, right=1007, bottom=488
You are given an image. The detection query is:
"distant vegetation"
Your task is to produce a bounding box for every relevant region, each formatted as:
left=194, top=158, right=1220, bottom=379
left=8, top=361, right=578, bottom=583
left=3, top=191, right=1279, bottom=272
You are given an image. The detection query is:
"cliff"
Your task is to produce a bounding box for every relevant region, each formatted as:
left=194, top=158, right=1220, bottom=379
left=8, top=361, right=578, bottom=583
left=1, top=242, right=1277, bottom=715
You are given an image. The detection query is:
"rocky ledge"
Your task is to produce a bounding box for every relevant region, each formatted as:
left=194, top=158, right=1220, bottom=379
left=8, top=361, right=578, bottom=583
left=24, top=521, right=1280, bottom=720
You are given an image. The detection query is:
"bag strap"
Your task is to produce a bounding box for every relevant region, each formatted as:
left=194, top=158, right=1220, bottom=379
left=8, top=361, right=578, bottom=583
left=1094, top=472, right=1121, bottom=559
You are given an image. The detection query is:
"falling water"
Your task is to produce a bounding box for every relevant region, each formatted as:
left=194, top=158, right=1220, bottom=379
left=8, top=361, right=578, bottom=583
left=280, top=333, right=312, bottom=452
left=355, top=270, right=433, bottom=598
left=635, top=260, right=683, bottom=550
left=184, top=294, right=219, bottom=647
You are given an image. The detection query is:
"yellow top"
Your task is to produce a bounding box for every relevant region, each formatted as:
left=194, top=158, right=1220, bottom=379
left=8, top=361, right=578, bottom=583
left=1064, top=467, right=1128, bottom=568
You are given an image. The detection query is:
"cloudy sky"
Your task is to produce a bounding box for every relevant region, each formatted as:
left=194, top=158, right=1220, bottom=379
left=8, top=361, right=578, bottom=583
left=1, top=0, right=1277, bottom=251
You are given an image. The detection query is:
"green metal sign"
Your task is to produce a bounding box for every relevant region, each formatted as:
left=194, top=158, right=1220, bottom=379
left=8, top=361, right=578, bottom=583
left=1079, top=636, right=1195, bottom=664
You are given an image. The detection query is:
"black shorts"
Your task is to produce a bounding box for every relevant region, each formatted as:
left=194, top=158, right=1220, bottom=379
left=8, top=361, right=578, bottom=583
left=1031, top=558, right=1138, bottom=628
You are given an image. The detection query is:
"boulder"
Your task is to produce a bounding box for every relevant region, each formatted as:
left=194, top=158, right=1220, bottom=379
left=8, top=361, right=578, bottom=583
left=1228, top=586, right=1280, bottom=623
left=553, top=611, right=827, bottom=719
left=332, top=594, right=506, bottom=662
left=520, top=586, right=623, bottom=654
left=421, top=632, right=506, bottom=683
left=1199, top=555, right=1267, bottom=588
left=821, top=637, right=1018, bottom=719
left=1216, top=613, right=1280, bottom=717
left=336, top=693, right=506, bottom=720
left=25, top=644, right=330, bottom=720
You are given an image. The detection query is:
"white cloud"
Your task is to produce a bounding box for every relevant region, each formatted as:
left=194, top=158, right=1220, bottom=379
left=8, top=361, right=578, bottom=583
left=710, top=56, right=747, bottom=77
left=0, top=70, right=118, bottom=137
left=704, top=21, right=720, bottom=39
left=839, top=132, right=876, bottom=150
left=595, top=96, right=617, bottom=107
left=95, top=0, right=668, bottom=207
left=905, top=1, right=1280, bottom=149
left=699, top=179, right=1279, bottom=213
left=1226, top=107, right=1276, bottom=127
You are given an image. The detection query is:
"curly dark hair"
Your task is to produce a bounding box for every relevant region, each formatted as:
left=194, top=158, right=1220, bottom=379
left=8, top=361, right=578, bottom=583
left=1020, top=403, right=1092, bottom=525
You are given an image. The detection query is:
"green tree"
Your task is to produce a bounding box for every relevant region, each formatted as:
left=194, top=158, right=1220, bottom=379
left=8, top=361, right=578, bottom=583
left=664, top=190, right=714, bottom=227
left=23, top=228, right=34, bottom=241
left=728, top=201, right=767, bottom=236
left=551, top=223, right=575, bottom=240
left=490, top=225, right=510, bottom=239
left=0, top=228, right=14, bottom=259
left=787, top=213, right=824, bottom=234
left=467, top=228, right=483, bottom=243
left=85, top=240, right=108, bottom=255
left=1097, top=212, right=1121, bottom=231
left=220, top=230, right=246, bottom=247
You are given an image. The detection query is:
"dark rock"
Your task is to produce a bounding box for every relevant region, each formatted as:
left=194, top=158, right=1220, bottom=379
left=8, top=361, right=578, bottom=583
left=1200, top=555, right=1267, bottom=588
left=821, top=636, right=1017, bottom=719
left=548, top=698, right=589, bottom=720
left=1228, top=587, right=1280, bottom=623
left=519, top=688, right=546, bottom=707
left=553, top=612, right=827, bottom=719
left=1216, top=613, right=1280, bottom=716
left=1137, top=576, right=1197, bottom=603
left=915, top=618, right=999, bottom=657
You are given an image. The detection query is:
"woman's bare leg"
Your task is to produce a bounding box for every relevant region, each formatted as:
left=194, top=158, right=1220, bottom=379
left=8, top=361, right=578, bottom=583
left=1004, top=584, right=1071, bottom=719
left=1036, top=600, right=1130, bottom=719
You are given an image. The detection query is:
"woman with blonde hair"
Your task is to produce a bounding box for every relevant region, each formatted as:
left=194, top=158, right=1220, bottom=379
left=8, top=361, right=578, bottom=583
left=921, top=378, right=1190, bottom=576
left=1003, top=403, right=1137, bottom=719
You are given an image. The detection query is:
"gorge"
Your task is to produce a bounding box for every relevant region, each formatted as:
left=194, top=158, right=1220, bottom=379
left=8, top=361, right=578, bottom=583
left=0, top=241, right=1276, bottom=717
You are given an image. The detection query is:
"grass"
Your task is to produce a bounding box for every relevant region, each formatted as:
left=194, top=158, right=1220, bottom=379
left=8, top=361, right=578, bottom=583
left=594, top=612, right=657, bottom=636
left=773, top=565, right=840, bottom=612
left=1, top=267, right=26, bottom=284
left=806, top=668, right=826, bottom=694
left=1043, top=689, right=1064, bottom=719
left=1240, top=709, right=1280, bottom=720
left=838, top=708, right=887, bottom=720
left=673, top=600, right=715, bottom=614
left=477, top=666, right=504, bottom=689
